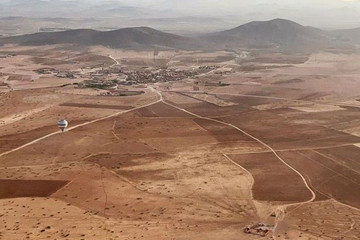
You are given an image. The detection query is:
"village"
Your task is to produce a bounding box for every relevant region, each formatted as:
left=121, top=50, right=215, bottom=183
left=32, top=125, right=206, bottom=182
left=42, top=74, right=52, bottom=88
left=34, top=63, right=219, bottom=95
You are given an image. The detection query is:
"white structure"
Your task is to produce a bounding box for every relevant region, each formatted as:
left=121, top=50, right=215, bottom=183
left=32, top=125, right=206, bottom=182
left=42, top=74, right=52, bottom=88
left=57, top=119, right=68, bottom=132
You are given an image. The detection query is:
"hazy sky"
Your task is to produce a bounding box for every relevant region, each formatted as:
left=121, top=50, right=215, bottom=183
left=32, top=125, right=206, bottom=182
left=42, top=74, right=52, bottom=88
left=94, top=0, right=360, bottom=28
left=1, top=0, right=360, bottom=29
left=94, top=0, right=360, bottom=10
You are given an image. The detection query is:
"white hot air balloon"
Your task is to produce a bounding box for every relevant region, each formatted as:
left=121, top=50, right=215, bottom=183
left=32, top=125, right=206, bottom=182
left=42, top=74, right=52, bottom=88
left=57, top=119, right=68, bottom=132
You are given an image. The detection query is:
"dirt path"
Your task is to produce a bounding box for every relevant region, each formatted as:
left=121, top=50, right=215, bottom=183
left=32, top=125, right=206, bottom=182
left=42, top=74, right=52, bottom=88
left=170, top=90, right=360, bottom=109
left=174, top=91, right=290, bottom=101
left=223, top=154, right=254, bottom=200
left=109, top=55, right=120, bottom=66
left=153, top=87, right=316, bottom=199
left=151, top=86, right=316, bottom=238
left=222, top=153, right=260, bottom=221
left=226, top=143, right=358, bottom=155
left=0, top=85, right=318, bottom=238
left=0, top=97, right=161, bottom=160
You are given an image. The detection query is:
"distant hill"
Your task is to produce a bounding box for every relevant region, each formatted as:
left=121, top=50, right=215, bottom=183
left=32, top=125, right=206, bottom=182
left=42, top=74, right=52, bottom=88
left=329, top=28, right=360, bottom=44
left=0, top=27, right=201, bottom=50
left=1, top=19, right=359, bottom=52
left=205, top=19, right=332, bottom=51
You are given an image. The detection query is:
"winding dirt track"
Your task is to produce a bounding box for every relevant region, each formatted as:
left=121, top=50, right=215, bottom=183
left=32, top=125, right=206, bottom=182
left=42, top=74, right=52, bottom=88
left=153, top=87, right=316, bottom=201
left=109, top=55, right=120, bottom=66
left=0, top=86, right=317, bottom=239
left=151, top=87, right=316, bottom=238
left=223, top=154, right=255, bottom=200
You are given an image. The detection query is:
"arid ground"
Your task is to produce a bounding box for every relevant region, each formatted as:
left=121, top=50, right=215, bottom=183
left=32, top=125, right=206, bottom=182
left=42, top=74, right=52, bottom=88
left=1, top=45, right=360, bottom=240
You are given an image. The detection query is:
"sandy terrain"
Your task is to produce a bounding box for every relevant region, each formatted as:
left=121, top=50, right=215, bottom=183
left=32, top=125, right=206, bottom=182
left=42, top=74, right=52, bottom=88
left=1, top=46, right=360, bottom=239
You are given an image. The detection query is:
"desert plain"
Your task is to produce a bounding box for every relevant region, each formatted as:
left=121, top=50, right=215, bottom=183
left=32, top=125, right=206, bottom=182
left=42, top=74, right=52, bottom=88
left=1, top=44, right=360, bottom=240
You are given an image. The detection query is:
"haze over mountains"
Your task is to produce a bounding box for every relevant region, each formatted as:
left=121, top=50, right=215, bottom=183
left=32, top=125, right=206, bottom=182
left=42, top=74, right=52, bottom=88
left=1, top=18, right=360, bottom=52
left=0, top=27, right=202, bottom=50
left=0, top=0, right=170, bottom=18
left=330, top=28, right=360, bottom=45
left=1, top=0, right=360, bottom=50
left=2, top=0, right=360, bottom=36
left=206, top=19, right=331, bottom=51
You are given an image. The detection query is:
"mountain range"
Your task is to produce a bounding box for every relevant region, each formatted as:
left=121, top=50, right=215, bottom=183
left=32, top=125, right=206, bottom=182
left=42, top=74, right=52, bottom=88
left=206, top=19, right=331, bottom=51
left=0, top=27, right=202, bottom=50
left=1, top=18, right=360, bottom=52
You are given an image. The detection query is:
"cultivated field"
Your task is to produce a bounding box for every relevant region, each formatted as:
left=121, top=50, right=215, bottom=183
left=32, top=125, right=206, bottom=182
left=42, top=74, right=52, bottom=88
left=1, top=45, right=360, bottom=239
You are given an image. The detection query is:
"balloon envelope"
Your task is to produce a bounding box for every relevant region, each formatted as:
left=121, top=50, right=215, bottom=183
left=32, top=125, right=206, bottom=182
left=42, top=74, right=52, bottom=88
left=57, top=119, right=68, bottom=132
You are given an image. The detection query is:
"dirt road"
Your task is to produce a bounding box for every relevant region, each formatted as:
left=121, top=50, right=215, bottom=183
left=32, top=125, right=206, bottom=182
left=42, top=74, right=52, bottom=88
left=0, top=95, right=161, bottom=159
left=151, top=86, right=316, bottom=238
